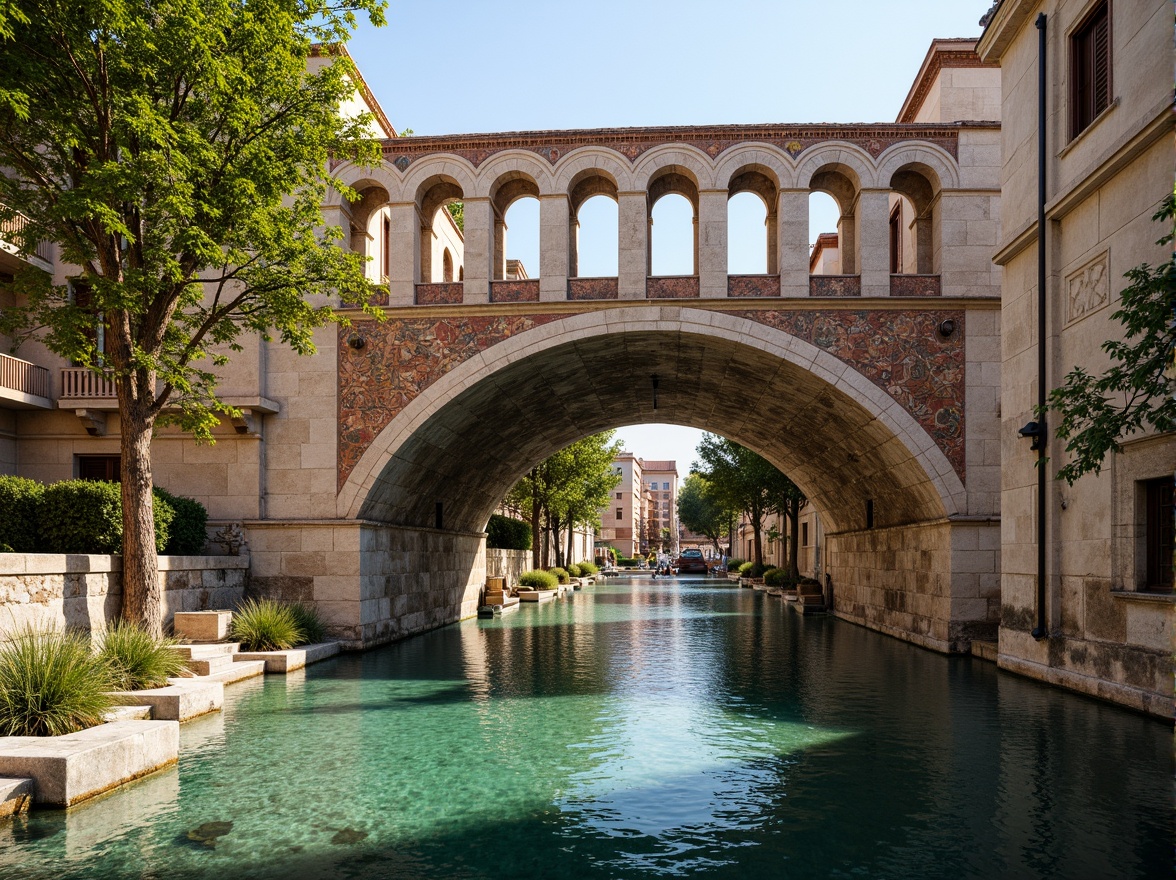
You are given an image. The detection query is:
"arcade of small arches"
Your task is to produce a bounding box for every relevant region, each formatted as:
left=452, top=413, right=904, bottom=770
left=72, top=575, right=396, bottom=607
left=326, top=127, right=984, bottom=308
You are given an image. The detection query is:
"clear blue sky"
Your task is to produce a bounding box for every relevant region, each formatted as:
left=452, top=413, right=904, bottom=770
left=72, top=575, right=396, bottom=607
left=347, top=1, right=989, bottom=472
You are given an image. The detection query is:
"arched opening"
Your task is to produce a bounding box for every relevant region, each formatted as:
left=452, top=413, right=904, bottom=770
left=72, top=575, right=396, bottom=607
left=648, top=169, right=699, bottom=277
left=888, top=164, right=940, bottom=275
left=728, top=167, right=778, bottom=275
left=347, top=183, right=390, bottom=283
left=442, top=248, right=454, bottom=283
left=569, top=170, right=620, bottom=279
left=416, top=176, right=464, bottom=284
left=491, top=173, right=541, bottom=281
left=808, top=192, right=841, bottom=275
left=808, top=165, right=860, bottom=275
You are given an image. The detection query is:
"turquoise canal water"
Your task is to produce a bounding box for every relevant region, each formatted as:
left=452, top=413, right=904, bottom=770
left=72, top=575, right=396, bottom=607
left=0, top=576, right=1170, bottom=878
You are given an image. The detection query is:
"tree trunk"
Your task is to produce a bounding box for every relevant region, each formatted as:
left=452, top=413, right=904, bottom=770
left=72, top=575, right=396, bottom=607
left=566, top=516, right=575, bottom=566
left=787, top=498, right=801, bottom=579
left=118, top=382, right=162, bottom=637
left=529, top=471, right=541, bottom=570
left=750, top=504, right=763, bottom=566
left=541, top=504, right=551, bottom=568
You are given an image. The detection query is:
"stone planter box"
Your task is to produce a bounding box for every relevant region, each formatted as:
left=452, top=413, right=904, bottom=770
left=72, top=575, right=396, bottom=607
left=234, top=641, right=340, bottom=674
left=110, top=679, right=223, bottom=722
left=518, top=589, right=557, bottom=602
left=0, top=720, right=178, bottom=806
left=174, top=610, right=232, bottom=641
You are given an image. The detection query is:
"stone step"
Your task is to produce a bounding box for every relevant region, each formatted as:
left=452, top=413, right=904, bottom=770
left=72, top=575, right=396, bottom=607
left=112, top=679, right=224, bottom=722
left=0, top=777, right=33, bottom=818
left=233, top=642, right=341, bottom=674
left=200, top=659, right=266, bottom=686
left=184, top=653, right=239, bottom=676
left=168, top=642, right=241, bottom=660
left=102, top=705, right=152, bottom=723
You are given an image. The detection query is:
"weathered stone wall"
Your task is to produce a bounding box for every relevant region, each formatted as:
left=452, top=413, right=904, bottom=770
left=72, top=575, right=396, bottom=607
left=485, top=549, right=530, bottom=586
left=828, top=518, right=1000, bottom=653
left=0, top=554, right=248, bottom=638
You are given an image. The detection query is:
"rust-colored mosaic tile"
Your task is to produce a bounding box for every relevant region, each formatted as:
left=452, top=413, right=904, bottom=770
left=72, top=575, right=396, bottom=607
left=890, top=275, right=941, bottom=297
left=414, top=283, right=463, bottom=305
left=728, top=275, right=781, bottom=297
left=809, top=275, right=861, bottom=297
left=489, top=280, right=540, bottom=303
left=568, top=278, right=619, bottom=300
left=647, top=276, right=699, bottom=299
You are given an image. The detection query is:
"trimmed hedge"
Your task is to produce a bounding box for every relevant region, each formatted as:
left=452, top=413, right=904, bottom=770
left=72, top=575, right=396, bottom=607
left=486, top=514, right=532, bottom=551
left=738, top=561, right=753, bottom=575
left=747, top=561, right=769, bottom=578
left=548, top=567, right=570, bottom=584
left=155, top=487, right=208, bottom=555
left=578, top=561, right=599, bottom=575
left=726, top=558, right=746, bottom=572
left=0, top=476, right=44, bottom=552
left=519, top=569, right=558, bottom=589
left=565, top=563, right=582, bottom=578
left=764, top=567, right=800, bottom=588
left=37, top=481, right=173, bottom=554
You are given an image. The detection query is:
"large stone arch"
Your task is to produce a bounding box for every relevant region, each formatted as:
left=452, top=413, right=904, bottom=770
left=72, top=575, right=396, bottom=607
left=795, top=142, right=877, bottom=191
left=338, top=307, right=965, bottom=533
left=712, top=143, right=797, bottom=191
left=874, top=142, right=960, bottom=192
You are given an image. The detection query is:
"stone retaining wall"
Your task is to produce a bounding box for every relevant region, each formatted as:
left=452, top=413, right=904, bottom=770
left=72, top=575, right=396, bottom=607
left=485, top=549, right=530, bottom=586
left=0, top=554, right=248, bottom=638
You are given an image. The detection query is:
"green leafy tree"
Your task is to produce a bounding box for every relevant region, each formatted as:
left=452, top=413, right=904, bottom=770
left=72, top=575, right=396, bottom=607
left=1045, top=194, right=1175, bottom=484
left=693, top=434, right=804, bottom=567
left=0, top=0, right=387, bottom=635
left=677, top=473, right=738, bottom=556
left=506, top=432, right=622, bottom=569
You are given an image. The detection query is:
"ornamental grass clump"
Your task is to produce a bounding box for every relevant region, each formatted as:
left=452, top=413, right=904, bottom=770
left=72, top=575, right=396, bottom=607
left=97, top=622, right=187, bottom=690
left=565, top=563, right=582, bottom=578
left=518, top=570, right=558, bottom=589
left=230, top=599, right=301, bottom=651
left=578, top=561, right=599, bottom=576
left=0, top=627, right=113, bottom=736
left=548, top=567, right=570, bottom=584
left=289, top=603, right=327, bottom=645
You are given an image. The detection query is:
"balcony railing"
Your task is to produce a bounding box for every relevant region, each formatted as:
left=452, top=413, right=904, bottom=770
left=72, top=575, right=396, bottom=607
left=0, top=352, right=51, bottom=399
left=61, top=367, right=117, bottom=399
left=0, top=205, right=53, bottom=264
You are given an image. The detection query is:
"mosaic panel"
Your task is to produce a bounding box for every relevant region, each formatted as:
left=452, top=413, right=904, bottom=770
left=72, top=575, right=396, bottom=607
left=568, top=278, right=619, bottom=301
left=810, top=275, right=862, bottom=297
left=727, top=275, right=781, bottom=298
left=414, top=283, right=464, bottom=305
left=724, top=308, right=965, bottom=478
left=489, top=280, right=540, bottom=303
left=890, top=275, right=942, bottom=297
left=337, top=314, right=565, bottom=488
left=647, top=276, right=700, bottom=299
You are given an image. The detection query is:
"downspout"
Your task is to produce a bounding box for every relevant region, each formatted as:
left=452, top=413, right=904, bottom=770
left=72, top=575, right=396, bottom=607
left=1032, top=12, right=1049, bottom=640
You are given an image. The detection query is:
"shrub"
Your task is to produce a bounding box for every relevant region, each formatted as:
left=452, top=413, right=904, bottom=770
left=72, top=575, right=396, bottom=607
left=38, top=480, right=174, bottom=554
left=97, top=621, right=186, bottom=690
left=548, top=567, right=570, bottom=584
left=738, top=561, right=753, bottom=575
left=486, top=514, right=532, bottom=551
left=0, top=476, right=44, bottom=552
left=230, top=598, right=301, bottom=651
left=289, top=603, right=327, bottom=645
left=726, top=558, right=746, bottom=572
left=763, top=567, right=785, bottom=587
left=565, top=563, right=582, bottom=578
left=518, top=569, right=558, bottom=589
left=578, top=561, right=599, bottom=576
left=155, top=488, right=208, bottom=556
left=747, top=562, right=769, bottom=579
left=0, top=627, right=113, bottom=736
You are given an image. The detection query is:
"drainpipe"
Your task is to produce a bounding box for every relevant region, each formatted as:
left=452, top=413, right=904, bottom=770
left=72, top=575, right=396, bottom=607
left=1032, top=12, right=1049, bottom=640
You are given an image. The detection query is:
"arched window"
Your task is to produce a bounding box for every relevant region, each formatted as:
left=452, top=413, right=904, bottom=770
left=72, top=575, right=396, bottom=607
left=888, top=164, right=940, bottom=274
left=574, top=195, right=619, bottom=277
left=416, top=176, right=464, bottom=283
left=348, top=183, right=389, bottom=282
left=808, top=191, right=841, bottom=275
left=808, top=165, right=860, bottom=274
left=502, top=197, right=539, bottom=280
left=442, top=248, right=454, bottom=282
left=727, top=192, right=769, bottom=274
left=648, top=169, right=698, bottom=277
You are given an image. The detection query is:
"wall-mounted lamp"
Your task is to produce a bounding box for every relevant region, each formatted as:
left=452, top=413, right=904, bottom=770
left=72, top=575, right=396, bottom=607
left=938, top=319, right=957, bottom=338
left=650, top=374, right=660, bottom=410
left=1018, top=419, right=1046, bottom=451
left=347, top=333, right=366, bottom=351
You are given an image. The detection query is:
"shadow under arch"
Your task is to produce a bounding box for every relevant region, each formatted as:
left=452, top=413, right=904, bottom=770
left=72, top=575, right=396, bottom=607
left=339, top=307, right=965, bottom=536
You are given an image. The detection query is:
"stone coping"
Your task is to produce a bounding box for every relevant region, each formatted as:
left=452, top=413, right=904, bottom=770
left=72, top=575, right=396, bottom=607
left=233, top=641, right=341, bottom=674
left=0, top=553, right=248, bottom=575
left=0, top=777, right=32, bottom=817
left=0, top=720, right=178, bottom=806
left=110, top=679, right=223, bottom=722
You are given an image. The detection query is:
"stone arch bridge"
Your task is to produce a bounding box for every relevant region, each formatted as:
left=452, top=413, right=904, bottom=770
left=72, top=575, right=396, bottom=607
left=246, top=121, right=1002, bottom=654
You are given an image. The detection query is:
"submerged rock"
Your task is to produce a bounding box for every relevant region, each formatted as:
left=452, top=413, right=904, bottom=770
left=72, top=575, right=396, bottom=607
left=330, top=827, right=368, bottom=845
left=186, top=820, right=234, bottom=848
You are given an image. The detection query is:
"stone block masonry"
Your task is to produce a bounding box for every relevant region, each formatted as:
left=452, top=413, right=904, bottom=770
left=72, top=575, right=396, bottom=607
left=0, top=554, right=249, bottom=639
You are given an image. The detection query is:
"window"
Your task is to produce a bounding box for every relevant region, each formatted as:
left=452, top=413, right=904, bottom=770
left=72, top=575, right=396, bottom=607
left=889, top=202, right=902, bottom=274
left=616, top=508, right=623, bottom=521
left=616, top=492, right=623, bottom=500
left=662, top=482, right=669, bottom=491
left=802, top=522, right=809, bottom=546
left=77, top=454, right=120, bottom=481
left=1071, top=1, right=1111, bottom=139
left=1144, top=478, right=1173, bottom=592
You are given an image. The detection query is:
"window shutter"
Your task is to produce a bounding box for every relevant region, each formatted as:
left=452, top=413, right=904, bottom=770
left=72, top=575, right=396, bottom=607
left=1092, top=12, right=1110, bottom=115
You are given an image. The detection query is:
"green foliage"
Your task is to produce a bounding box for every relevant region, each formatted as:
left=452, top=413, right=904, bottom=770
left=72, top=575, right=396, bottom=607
left=97, top=622, right=186, bottom=690
left=0, top=475, right=44, bottom=552
left=0, top=627, right=113, bottom=736
left=726, top=558, right=746, bottom=572
left=763, top=567, right=785, bottom=587
left=748, top=562, right=769, bottom=578
left=519, top=570, right=558, bottom=589
left=618, top=557, right=639, bottom=568
left=565, top=563, right=582, bottom=578
left=738, top=561, right=754, bottom=575
left=1045, top=195, right=1175, bottom=484
left=39, top=481, right=122, bottom=554
left=446, top=201, right=464, bottom=232
left=678, top=473, right=738, bottom=554
left=230, top=598, right=302, bottom=651
left=548, top=567, right=570, bottom=584
left=289, top=603, right=326, bottom=646
left=578, top=561, right=599, bottom=575
left=486, top=514, right=532, bottom=551
left=155, top=488, right=208, bottom=556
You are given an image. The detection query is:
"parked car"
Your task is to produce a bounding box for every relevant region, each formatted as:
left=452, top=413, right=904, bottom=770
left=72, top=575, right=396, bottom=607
left=676, top=549, right=708, bottom=574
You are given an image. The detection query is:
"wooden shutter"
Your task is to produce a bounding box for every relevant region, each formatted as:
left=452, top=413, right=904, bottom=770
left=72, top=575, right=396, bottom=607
left=1091, top=10, right=1110, bottom=116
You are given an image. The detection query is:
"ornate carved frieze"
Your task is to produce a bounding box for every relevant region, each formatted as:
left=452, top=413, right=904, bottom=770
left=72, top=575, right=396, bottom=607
left=1065, top=252, right=1110, bottom=325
